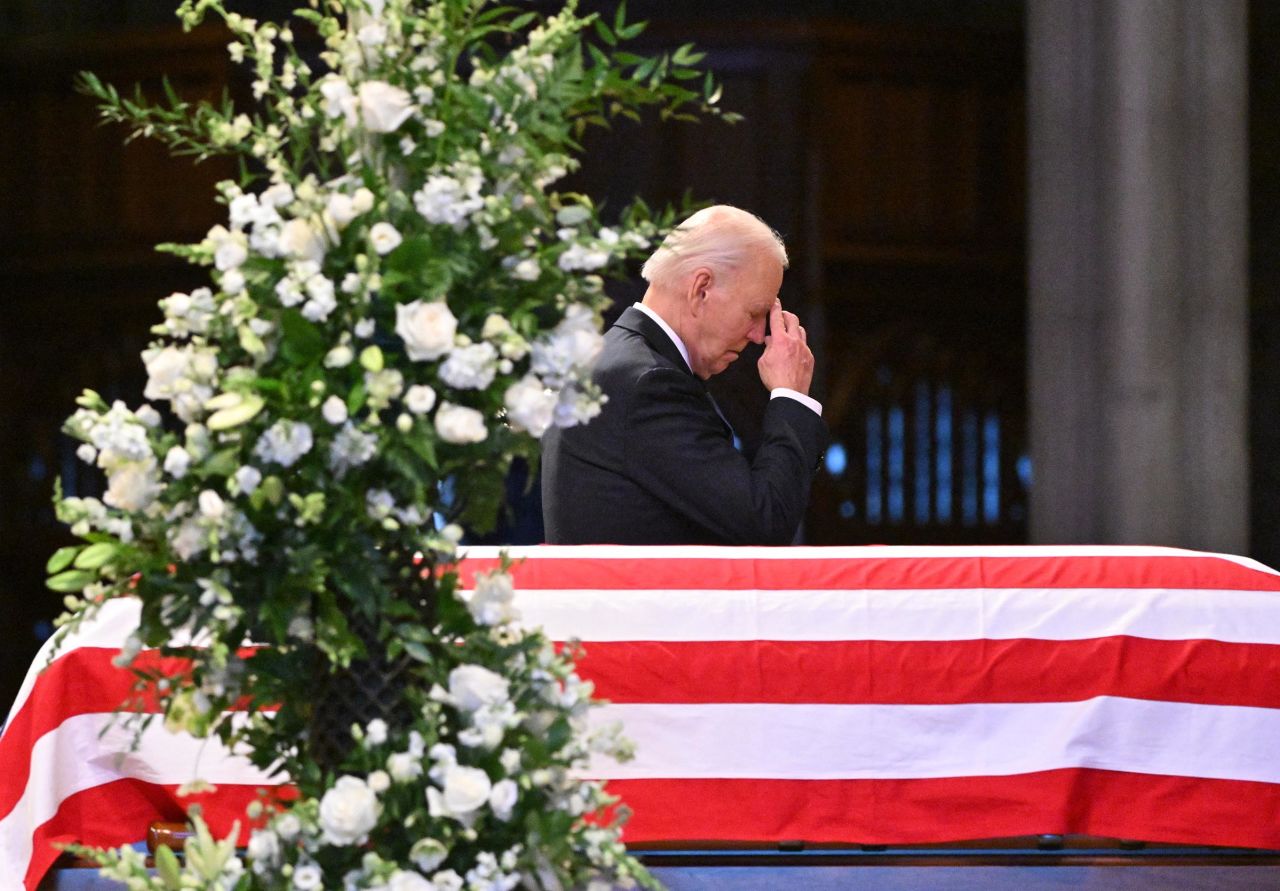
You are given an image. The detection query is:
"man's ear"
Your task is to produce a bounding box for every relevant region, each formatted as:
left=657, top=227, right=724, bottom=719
left=687, top=268, right=713, bottom=315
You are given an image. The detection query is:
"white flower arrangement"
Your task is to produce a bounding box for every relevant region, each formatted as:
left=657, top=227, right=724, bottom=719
left=52, top=0, right=736, bottom=887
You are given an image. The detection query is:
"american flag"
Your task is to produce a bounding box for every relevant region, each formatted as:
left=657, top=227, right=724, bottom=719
left=5, top=544, right=1280, bottom=888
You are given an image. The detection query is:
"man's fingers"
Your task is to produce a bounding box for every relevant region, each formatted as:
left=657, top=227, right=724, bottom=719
left=770, top=299, right=785, bottom=334
left=798, top=324, right=807, bottom=345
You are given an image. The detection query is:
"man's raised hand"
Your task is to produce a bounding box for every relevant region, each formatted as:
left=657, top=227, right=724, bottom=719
left=758, top=299, right=815, bottom=395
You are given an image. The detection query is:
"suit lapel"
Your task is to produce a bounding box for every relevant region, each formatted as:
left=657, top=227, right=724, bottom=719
left=612, top=306, right=736, bottom=443
left=612, top=306, right=694, bottom=378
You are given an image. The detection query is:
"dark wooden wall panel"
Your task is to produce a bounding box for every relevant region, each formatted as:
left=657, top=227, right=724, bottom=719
left=0, top=29, right=234, bottom=711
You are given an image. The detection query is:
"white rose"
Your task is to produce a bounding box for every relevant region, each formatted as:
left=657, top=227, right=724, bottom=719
left=404, top=385, right=437, bottom=415
left=427, top=764, right=491, bottom=820
left=368, top=770, right=391, bottom=794
left=221, top=268, right=246, bottom=294
left=555, top=205, right=592, bottom=226
left=214, top=235, right=248, bottom=272
left=105, top=460, right=161, bottom=512
left=448, top=664, right=510, bottom=713
left=409, top=838, right=448, bottom=873
left=320, top=75, right=358, bottom=126
left=233, top=465, right=262, bottom=495
left=488, top=779, right=518, bottom=821
left=395, top=300, right=457, bottom=361
left=366, top=718, right=388, bottom=745
left=274, top=812, right=301, bottom=840
left=431, top=871, right=464, bottom=891
left=246, top=828, right=279, bottom=866
left=325, top=344, right=355, bottom=368
left=352, top=187, right=375, bottom=215
left=510, top=258, right=540, bottom=281
left=135, top=404, right=162, bottom=427
left=292, top=863, right=322, bottom=890
left=467, top=570, right=518, bottom=626
left=387, top=751, right=423, bottom=782
left=480, top=314, right=512, bottom=340
left=318, top=775, right=380, bottom=846
left=198, top=489, right=226, bottom=520
left=503, top=376, right=557, bottom=438
left=261, top=182, right=294, bottom=209
left=433, top=402, right=487, bottom=444
left=327, top=193, right=358, bottom=227
left=169, top=519, right=204, bottom=560
left=143, top=346, right=190, bottom=402
left=359, top=81, right=415, bottom=133
left=278, top=217, right=326, bottom=263
left=322, top=395, right=349, bottom=425
left=163, top=446, right=191, bottom=479
left=388, top=871, right=433, bottom=891
left=358, top=22, right=388, bottom=48
left=370, top=221, right=403, bottom=255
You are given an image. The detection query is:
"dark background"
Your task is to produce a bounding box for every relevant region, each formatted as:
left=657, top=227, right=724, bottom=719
left=1, top=0, right=1277, bottom=713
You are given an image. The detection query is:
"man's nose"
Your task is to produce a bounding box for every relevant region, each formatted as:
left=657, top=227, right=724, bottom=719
left=748, top=320, right=766, bottom=344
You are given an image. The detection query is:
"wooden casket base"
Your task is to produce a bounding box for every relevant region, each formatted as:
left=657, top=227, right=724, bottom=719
left=43, top=837, right=1280, bottom=890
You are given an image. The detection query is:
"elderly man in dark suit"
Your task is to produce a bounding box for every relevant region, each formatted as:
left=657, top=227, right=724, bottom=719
left=541, top=205, right=828, bottom=545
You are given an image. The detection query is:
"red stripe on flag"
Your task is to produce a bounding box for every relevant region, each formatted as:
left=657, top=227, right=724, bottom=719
left=0, top=647, right=265, bottom=824
left=0, top=648, right=182, bottom=823
left=23, top=779, right=274, bottom=891
left=459, top=555, right=1280, bottom=592
left=574, top=637, right=1280, bottom=707
left=610, top=769, right=1280, bottom=850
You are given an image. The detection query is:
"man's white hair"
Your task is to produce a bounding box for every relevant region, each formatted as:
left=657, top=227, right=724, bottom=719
left=640, top=205, right=788, bottom=289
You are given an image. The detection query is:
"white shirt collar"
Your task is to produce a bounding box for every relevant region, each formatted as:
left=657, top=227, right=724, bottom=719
left=632, top=302, right=692, bottom=373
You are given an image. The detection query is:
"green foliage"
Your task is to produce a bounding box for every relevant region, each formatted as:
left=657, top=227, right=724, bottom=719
left=51, top=0, right=731, bottom=887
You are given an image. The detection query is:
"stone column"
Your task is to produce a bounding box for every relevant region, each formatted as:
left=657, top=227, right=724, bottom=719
left=1027, top=0, right=1248, bottom=552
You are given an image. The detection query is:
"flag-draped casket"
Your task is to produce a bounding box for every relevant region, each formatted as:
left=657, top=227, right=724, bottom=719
left=5, top=544, right=1280, bottom=889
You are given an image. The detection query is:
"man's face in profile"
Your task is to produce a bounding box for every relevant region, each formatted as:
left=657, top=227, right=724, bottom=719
left=687, top=253, right=783, bottom=379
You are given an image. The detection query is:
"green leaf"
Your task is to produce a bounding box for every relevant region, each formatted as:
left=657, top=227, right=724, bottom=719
left=346, top=382, right=368, bottom=415
left=614, top=0, right=628, bottom=32
left=508, top=11, right=537, bottom=30
left=403, top=640, right=433, bottom=664
left=47, top=570, right=95, bottom=593
left=155, top=844, right=182, bottom=890
left=385, top=236, right=434, bottom=279
left=633, top=56, right=657, bottom=82
left=593, top=18, right=616, bottom=47
left=203, top=446, right=241, bottom=478
left=73, top=542, right=118, bottom=570
left=618, top=21, right=647, bottom=39
left=671, top=43, right=706, bottom=66
left=404, top=430, right=439, bottom=470
left=279, top=310, right=326, bottom=365
left=475, top=5, right=520, bottom=25
left=46, top=546, right=81, bottom=574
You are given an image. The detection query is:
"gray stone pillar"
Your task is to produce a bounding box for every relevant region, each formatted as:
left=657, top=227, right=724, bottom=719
left=1027, top=0, right=1248, bottom=552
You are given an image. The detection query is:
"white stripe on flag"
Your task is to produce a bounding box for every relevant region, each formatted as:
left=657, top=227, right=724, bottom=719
left=4, top=598, right=143, bottom=732
left=0, top=712, right=275, bottom=888
left=584, top=697, right=1280, bottom=784
left=515, top=587, right=1280, bottom=644
left=463, top=544, right=1280, bottom=573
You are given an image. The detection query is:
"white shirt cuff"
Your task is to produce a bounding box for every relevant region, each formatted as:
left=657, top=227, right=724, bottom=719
left=770, top=388, right=822, bottom=417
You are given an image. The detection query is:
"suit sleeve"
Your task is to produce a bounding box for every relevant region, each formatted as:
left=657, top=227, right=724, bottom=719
left=622, top=367, right=828, bottom=545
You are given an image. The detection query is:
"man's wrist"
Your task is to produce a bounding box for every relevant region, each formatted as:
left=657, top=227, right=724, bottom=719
left=770, top=388, right=822, bottom=417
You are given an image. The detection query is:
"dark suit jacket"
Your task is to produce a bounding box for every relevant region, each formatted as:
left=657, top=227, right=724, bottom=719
left=541, top=306, right=829, bottom=545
